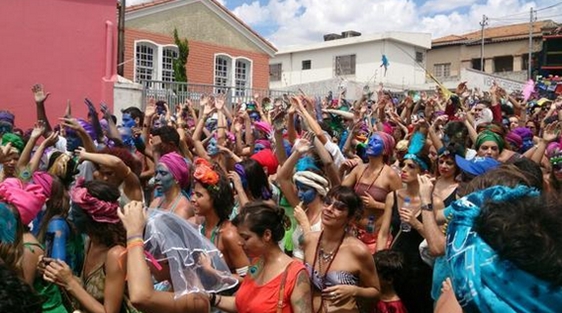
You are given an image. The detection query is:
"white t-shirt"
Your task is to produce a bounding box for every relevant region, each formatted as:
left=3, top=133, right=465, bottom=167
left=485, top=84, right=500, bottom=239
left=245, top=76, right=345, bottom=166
left=324, top=140, right=345, bottom=168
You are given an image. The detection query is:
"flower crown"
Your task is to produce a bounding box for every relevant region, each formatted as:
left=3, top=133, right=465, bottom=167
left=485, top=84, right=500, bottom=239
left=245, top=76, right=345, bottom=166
left=193, top=158, right=220, bottom=187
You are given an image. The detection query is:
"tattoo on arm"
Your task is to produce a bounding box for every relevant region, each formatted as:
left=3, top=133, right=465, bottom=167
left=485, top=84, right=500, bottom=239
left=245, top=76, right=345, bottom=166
left=293, top=270, right=313, bottom=313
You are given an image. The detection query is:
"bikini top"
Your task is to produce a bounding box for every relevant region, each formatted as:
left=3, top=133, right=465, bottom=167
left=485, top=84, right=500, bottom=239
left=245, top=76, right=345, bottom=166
left=305, top=263, right=359, bottom=291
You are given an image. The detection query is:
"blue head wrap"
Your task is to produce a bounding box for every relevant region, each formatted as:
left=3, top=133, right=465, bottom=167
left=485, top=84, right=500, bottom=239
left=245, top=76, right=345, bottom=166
left=444, top=185, right=562, bottom=312
left=0, top=203, right=17, bottom=244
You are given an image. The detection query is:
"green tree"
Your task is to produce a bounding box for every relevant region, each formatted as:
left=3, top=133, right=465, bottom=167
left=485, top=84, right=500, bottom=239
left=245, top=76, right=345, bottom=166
left=173, top=28, right=189, bottom=83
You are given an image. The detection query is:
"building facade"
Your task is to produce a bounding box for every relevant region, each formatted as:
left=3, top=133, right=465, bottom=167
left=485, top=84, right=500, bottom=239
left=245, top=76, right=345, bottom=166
left=269, top=31, right=432, bottom=95
left=427, top=20, right=559, bottom=87
left=124, top=0, right=276, bottom=97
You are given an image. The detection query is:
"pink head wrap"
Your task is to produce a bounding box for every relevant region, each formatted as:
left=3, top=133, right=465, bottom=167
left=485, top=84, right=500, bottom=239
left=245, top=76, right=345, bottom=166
left=0, top=178, right=47, bottom=225
left=547, top=142, right=562, bottom=158
left=32, top=172, right=53, bottom=199
left=255, top=139, right=272, bottom=150
left=159, top=152, right=191, bottom=190
left=382, top=122, right=394, bottom=135
left=505, top=132, right=523, bottom=150
left=70, top=178, right=120, bottom=224
left=251, top=149, right=279, bottom=175
left=254, top=121, right=273, bottom=135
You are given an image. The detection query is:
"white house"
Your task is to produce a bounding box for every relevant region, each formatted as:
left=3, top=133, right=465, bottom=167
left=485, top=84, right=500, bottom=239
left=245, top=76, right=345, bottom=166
left=269, top=31, right=432, bottom=96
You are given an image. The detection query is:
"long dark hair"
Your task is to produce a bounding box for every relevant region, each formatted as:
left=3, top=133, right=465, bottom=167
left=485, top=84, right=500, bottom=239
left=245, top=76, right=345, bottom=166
left=37, top=175, right=70, bottom=243
left=240, top=159, right=272, bottom=201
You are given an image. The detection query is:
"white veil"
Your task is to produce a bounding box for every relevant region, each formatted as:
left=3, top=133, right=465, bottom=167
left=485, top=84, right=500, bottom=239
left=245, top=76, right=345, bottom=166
left=144, top=209, right=238, bottom=298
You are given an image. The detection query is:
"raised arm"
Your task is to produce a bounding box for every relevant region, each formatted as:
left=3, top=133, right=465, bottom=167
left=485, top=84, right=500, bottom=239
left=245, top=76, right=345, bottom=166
left=32, top=84, right=54, bottom=136
left=276, top=140, right=310, bottom=208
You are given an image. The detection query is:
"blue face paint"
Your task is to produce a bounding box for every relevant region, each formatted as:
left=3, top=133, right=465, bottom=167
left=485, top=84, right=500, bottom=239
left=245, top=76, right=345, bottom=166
left=249, top=112, right=261, bottom=122
left=205, top=118, right=217, bottom=132
left=66, top=134, right=83, bottom=152
left=521, top=139, right=534, bottom=152
left=254, top=143, right=266, bottom=153
left=119, top=127, right=134, bottom=148
left=297, top=183, right=317, bottom=204
left=0, top=121, right=13, bottom=136
left=155, top=164, right=175, bottom=193
left=122, top=113, right=136, bottom=128
left=366, top=134, right=384, bottom=157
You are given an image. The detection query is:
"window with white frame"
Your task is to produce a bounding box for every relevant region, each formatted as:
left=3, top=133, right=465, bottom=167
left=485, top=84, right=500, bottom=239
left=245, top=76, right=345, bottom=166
left=215, top=55, right=231, bottom=88
left=162, top=47, right=179, bottom=82
left=335, top=54, right=356, bottom=76
left=434, top=63, right=451, bottom=78
left=134, top=41, right=179, bottom=84
left=135, top=43, right=155, bottom=82
left=235, top=59, right=250, bottom=96
left=213, top=54, right=253, bottom=95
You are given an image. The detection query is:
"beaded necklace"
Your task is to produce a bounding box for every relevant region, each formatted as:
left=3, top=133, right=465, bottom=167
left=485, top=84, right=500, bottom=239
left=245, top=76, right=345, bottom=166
left=312, top=230, right=346, bottom=313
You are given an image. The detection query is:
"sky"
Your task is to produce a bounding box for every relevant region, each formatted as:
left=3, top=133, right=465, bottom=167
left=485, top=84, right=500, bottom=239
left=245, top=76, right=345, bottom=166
left=128, top=0, right=562, bottom=49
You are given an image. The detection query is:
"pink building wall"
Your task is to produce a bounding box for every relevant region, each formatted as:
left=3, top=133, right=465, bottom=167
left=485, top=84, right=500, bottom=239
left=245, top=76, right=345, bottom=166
left=0, top=0, right=117, bottom=129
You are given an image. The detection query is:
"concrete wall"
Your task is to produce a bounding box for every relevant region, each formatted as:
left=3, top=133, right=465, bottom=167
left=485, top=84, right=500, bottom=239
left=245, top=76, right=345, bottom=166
left=126, top=1, right=263, bottom=54
left=0, top=0, right=117, bottom=129
left=113, top=78, right=143, bottom=123
left=270, top=38, right=427, bottom=90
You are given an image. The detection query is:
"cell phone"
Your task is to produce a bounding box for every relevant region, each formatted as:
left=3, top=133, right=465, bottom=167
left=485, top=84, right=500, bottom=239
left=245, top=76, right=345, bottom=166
left=44, top=232, right=55, bottom=258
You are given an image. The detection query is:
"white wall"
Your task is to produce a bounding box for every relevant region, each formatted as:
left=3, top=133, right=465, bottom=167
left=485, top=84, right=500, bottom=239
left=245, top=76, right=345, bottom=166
left=270, top=35, right=428, bottom=92
left=113, top=78, right=143, bottom=123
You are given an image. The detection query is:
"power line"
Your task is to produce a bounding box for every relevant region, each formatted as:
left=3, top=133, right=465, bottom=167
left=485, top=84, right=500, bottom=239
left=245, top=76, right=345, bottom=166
left=535, top=1, right=562, bottom=12
left=488, top=1, right=562, bottom=20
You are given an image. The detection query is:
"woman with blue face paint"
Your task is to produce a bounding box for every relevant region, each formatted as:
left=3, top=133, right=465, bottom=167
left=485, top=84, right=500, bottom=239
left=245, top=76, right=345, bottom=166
left=277, top=137, right=329, bottom=261
left=342, top=131, right=402, bottom=253
left=148, top=152, right=193, bottom=220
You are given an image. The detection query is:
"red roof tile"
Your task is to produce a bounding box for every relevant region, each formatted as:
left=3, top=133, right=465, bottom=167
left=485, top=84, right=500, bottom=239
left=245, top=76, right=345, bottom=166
left=433, top=20, right=558, bottom=45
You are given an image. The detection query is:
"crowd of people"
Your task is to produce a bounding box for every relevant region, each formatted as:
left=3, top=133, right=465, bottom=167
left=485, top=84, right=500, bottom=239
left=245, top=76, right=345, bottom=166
left=1, top=80, right=562, bottom=313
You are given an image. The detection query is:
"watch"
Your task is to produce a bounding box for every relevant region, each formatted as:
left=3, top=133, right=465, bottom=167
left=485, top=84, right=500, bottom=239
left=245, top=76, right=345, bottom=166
left=421, top=203, right=433, bottom=211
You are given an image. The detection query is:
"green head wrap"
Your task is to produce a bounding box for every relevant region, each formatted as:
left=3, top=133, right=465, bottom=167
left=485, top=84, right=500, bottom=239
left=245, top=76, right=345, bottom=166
left=2, top=133, right=24, bottom=153
left=475, top=130, right=505, bottom=153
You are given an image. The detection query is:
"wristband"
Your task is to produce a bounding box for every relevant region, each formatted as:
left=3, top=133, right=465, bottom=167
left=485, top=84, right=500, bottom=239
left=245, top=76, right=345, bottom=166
left=421, top=203, right=433, bottom=211
left=127, top=238, right=144, bottom=247
left=127, top=234, right=143, bottom=242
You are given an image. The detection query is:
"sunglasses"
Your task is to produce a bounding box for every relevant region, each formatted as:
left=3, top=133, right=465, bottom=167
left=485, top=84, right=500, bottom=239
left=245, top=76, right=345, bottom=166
left=323, top=198, right=348, bottom=211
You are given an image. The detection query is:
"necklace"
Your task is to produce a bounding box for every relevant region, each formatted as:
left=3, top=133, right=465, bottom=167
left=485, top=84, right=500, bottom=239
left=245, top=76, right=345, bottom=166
left=312, top=231, right=346, bottom=313
left=201, top=220, right=222, bottom=245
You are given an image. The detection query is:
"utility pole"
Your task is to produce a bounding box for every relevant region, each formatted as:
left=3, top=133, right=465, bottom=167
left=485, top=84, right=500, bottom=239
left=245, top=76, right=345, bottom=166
left=118, top=0, right=126, bottom=76
left=528, top=8, right=537, bottom=80
left=480, top=15, right=488, bottom=72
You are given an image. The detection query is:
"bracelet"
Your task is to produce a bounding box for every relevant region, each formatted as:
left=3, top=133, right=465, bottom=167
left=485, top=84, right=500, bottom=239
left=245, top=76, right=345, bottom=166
left=127, top=241, right=144, bottom=250
left=126, top=234, right=143, bottom=242
left=421, top=203, right=433, bottom=212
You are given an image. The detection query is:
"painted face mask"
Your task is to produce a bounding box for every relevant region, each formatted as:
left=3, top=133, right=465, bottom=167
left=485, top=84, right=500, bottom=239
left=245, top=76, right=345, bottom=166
left=155, top=164, right=175, bottom=193
left=522, top=138, right=534, bottom=152
left=122, top=113, right=136, bottom=128
left=119, top=127, right=134, bottom=148
left=205, top=118, right=217, bottom=132
left=366, top=134, right=384, bottom=157
left=249, top=112, right=261, bottom=122
left=207, top=137, right=219, bottom=156
left=297, top=183, right=317, bottom=205
left=254, top=143, right=266, bottom=153
left=65, top=131, right=83, bottom=152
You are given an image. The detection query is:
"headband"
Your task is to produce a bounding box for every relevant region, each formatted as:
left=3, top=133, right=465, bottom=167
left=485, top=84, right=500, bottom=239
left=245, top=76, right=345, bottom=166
left=475, top=130, right=505, bottom=152
left=159, top=152, right=191, bottom=191
left=404, top=153, right=429, bottom=171
left=293, top=171, right=329, bottom=196
left=70, top=178, right=120, bottom=224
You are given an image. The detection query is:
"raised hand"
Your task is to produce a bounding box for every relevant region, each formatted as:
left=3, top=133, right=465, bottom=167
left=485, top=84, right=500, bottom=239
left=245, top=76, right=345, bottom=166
left=59, top=117, right=82, bottom=131
left=74, top=147, right=88, bottom=161
left=215, top=94, right=226, bottom=111
left=31, top=120, right=46, bottom=139
left=542, top=122, right=560, bottom=143
left=84, top=98, right=97, bottom=115
left=145, top=97, right=156, bottom=118
left=42, top=131, right=60, bottom=148
left=292, top=138, right=311, bottom=154
left=118, top=201, right=147, bottom=236
left=31, top=84, right=51, bottom=104
left=0, top=142, right=13, bottom=163
left=100, top=102, right=112, bottom=119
